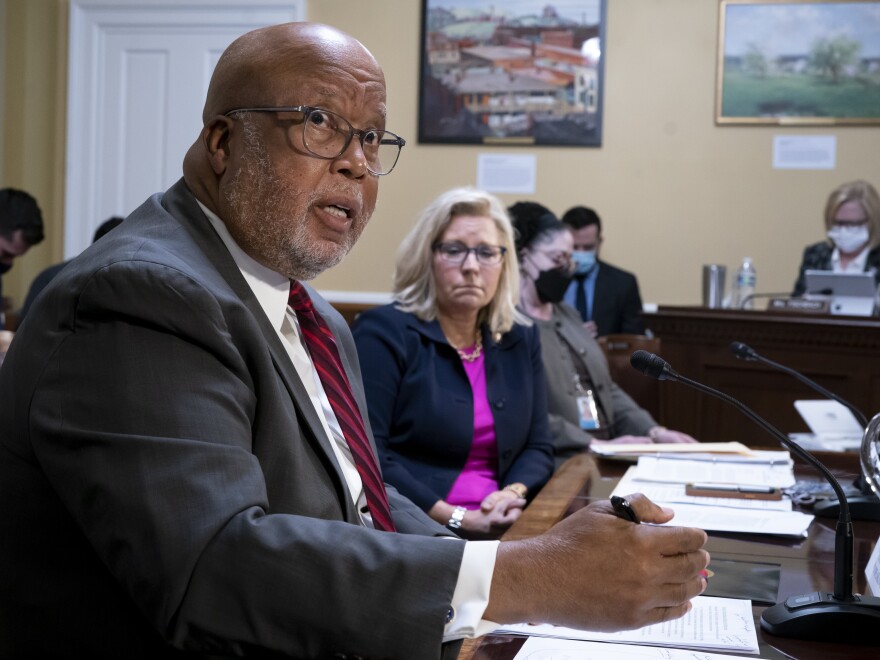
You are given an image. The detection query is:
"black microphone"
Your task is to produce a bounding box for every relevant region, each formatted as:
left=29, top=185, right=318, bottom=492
left=730, top=341, right=880, bottom=522
left=631, top=350, right=675, bottom=380
left=630, top=350, right=880, bottom=642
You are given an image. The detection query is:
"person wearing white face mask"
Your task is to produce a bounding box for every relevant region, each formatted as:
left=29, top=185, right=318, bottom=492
left=793, top=180, right=880, bottom=297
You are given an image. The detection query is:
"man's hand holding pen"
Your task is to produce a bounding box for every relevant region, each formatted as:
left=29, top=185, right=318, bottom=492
left=484, top=493, right=710, bottom=632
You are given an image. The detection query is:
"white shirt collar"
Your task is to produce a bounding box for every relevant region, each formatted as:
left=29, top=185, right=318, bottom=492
left=195, top=200, right=290, bottom=330
left=831, top=243, right=870, bottom=273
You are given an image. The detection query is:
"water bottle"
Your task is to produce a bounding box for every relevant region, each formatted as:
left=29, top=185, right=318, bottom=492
left=733, top=257, right=757, bottom=309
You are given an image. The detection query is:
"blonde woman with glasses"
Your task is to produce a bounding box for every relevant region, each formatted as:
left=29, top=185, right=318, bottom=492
left=352, top=187, right=554, bottom=540
left=793, top=180, right=880, bottom=297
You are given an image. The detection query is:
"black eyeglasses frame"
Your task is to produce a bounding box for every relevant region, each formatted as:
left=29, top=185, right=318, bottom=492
left=223, top=105, right=406, bottom=176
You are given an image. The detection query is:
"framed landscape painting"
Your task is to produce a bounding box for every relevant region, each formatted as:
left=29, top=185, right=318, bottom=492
left=418, top=0, right=607, bottom=146
left=717, top=0, right=880, bottom=125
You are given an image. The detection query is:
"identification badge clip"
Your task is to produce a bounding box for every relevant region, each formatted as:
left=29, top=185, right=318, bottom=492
left=574, top=376, right=600, bottom=430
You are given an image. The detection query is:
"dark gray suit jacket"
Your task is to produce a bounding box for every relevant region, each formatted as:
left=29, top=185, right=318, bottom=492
left=535, top=304, right=656, bottom=468
left=0, top=180, right=465, bottom=659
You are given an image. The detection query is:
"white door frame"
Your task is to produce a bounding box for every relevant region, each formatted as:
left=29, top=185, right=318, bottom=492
left=65, top=0, right=305, bottom=257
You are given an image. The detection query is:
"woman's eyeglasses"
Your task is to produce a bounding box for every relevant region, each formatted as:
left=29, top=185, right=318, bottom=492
left=432, top=241, right=507, bottom=266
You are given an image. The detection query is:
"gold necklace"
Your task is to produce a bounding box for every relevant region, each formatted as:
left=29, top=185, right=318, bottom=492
left=456, top=334, right=483, bottom=362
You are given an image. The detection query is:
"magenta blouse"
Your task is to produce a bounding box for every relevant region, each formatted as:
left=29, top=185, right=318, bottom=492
left=445, top=350, right=499, bottom=508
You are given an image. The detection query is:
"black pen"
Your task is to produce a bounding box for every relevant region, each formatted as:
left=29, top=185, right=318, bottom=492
left=610, top=495, right=640, bottom=524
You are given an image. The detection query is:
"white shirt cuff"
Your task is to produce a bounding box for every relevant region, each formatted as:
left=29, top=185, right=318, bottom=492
left=443, top=540, right=500, bottom=641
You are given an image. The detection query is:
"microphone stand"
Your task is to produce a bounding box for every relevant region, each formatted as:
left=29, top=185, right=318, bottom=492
left=630, top=350, right=880, bottom=642
left=731, top=342, right=880, bottom=521
left=731, top=342, right=867, bottom=427
left=738, top=292, right=797, bottom=309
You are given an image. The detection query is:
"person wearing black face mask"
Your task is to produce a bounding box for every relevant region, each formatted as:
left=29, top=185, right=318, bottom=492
left=508, top=204, right=697, bottom=467
left=531, top=255, right=574, bottom=304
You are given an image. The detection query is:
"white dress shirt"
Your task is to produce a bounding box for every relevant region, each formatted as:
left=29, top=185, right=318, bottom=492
left=831, top=244, right=870, bottom=274
left=198, top=201, right=499, bottom=640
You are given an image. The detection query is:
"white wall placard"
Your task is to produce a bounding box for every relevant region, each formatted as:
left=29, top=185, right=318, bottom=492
left=65, top=0, right=305, bottom=258
left=476, top=153, right=536, bottom=194
left=772, top=135, right=836, bottom=170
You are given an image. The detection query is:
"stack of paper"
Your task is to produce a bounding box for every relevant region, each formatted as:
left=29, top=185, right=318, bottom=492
left=591, top=441, right=755, bottom=458
left=648, top=501, right=813, bottom=537
left=631, top=453, right=794, bottom=488
left=609, top=451, right=814, bottom=537
left=499, top=596, right=759, bottom=655
left=789, top=432, right=862, bottom=452
left=513, top=638, right=768, bottom=660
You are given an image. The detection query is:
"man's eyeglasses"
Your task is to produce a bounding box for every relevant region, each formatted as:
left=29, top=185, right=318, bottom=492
left=224, top=105, right=406, bottom=176
left=433, top=241, right=507, bottom=266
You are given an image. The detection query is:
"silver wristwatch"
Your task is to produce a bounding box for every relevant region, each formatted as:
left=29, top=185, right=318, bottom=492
left=447, top=506, right=467, bottom=530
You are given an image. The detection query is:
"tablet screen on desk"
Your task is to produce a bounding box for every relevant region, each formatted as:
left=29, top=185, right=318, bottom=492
left=803, top=270, right=877, bottom=298
left=794, top=399, right=863, bottom=437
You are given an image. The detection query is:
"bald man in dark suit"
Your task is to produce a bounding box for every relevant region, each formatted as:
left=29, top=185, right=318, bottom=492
left=0, top=22, right=708, bottom=660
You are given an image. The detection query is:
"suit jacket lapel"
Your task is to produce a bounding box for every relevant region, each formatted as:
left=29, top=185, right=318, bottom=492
left=160, top=180, right=355, bottom=520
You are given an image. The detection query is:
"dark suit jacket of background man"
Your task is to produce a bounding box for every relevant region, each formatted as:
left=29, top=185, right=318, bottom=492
left=593, top=260, right=645, bottom=337
left=0, top=180, right=465, bottom=660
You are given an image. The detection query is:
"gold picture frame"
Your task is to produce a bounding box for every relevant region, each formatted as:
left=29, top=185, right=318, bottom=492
left=716, top=0, right=880, bottom=125
left=418, top=0, right=607, bottom=146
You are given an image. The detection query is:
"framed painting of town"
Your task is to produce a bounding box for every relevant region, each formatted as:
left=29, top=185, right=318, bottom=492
left=717, top=0, right=880, bottom=125
left=418, top=1, right=607, bottom=146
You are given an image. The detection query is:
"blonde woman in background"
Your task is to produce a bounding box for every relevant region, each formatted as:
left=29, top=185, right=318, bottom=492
left=352, top=187, right=554, bottom=540
left=793, top=180, right=880, bottom=297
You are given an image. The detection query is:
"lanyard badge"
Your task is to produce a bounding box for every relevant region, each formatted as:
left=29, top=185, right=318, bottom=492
left=574, top=375, right=600, bottom=430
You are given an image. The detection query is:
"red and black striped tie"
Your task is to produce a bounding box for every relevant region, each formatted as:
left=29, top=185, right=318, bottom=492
left=287, top=281, right=396, bottom=532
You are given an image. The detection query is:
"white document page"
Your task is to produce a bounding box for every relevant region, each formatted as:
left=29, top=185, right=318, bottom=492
left=631, top=455, right=796, bottom=488
left=498, top=596, right=759, bottom=654
left=513, top=637, right=769, bottom=660
left=788, top=433, right=862, bottom=452
left=656, top=502, right=813, bottom=537
left=643, top=450, right=791, bottom=464
left=590, top=441, right=754, bottom=457
left=613, top=466, right=793, bottom=512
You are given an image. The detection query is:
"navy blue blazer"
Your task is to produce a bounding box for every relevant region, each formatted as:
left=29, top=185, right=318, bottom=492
left=352, top=304, right=554, bottom=512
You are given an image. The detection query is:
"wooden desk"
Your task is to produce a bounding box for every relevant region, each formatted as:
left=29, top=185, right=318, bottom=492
left=459, top=452, right=880, bottom=659
left=641, top=306, right=880, bottom=444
